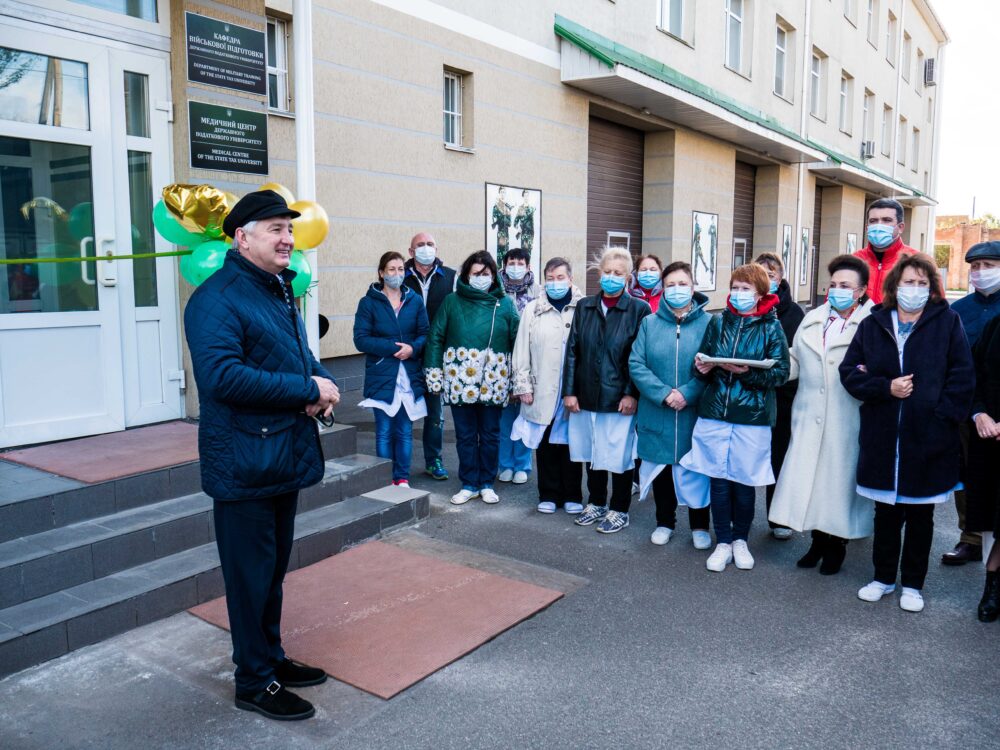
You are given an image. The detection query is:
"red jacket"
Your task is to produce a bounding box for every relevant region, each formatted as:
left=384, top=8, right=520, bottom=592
left=854, top=237, right=916, bottom=304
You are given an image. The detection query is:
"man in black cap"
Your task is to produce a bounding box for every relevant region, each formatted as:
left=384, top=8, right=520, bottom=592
left=942, top=240, right=1000, bottom=565
left=185, top=190, right=339, bottom=720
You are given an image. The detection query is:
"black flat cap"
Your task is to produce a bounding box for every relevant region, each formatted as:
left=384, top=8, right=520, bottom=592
left=966, top=241, right=1000, bottom=263
left=222, top=190, right=300, bottom=238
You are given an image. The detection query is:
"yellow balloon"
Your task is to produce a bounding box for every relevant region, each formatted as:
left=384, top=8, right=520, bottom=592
left=258, top=182, right=295, bottom=205
left=289, top=200, right=330, bottom=250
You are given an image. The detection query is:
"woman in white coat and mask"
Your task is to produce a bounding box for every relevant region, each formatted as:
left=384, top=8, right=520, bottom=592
left=768, top=255, right=875, bottom=575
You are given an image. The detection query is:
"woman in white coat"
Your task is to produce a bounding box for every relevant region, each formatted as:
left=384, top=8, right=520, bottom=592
left=511, top=257, right=585, bottom=514
left=768, top=255, right=875, bottom=574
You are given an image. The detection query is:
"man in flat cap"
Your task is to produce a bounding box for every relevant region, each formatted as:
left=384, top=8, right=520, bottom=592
left=942, top=240, right=1000, bottom=566
left=185, top=190, right=339, bottom=721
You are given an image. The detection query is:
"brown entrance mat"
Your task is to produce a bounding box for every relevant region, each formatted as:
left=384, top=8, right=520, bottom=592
left=189, top=540, right=563, bottom=699
left=3, top=421, right=199, bottom=483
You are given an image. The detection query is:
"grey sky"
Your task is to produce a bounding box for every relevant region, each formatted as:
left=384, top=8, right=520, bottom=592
left=934, top=2, right=1000, bottom=216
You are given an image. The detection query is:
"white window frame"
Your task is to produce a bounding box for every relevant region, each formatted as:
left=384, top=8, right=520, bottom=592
left=927, top=96, right=934, bottom=124
left=916, top=49, right=924, bottom=93
left=901, top=32, right=912, bottom=82
left=443, top=70, right=462, bottom=147
left=844, top=0, right=857, bottom=25
left=881, top=105, right=892, bottom=156
left=866, top=0, right=878, bottom=47
left=863, top=89, right=875, bottom=141
left=732, top=238, right=749, bottom=269
left=607, top=231, right=631, bottom=251
left=266, top=16, right=291, bottom=113
left=897, top=115, right=907, bottom=164
left=810, top=51, right=825, bottom=120
left=724, top=0, right=744, bottom=73
left=774, top=23, right=788, bottom=98
left=659, top=0, right=684, bottom=39
left=886, top=11, right=897, bottom=65
left=839, top=72, right=853, bottom=134
left=911, top=127, right=920, bottom=172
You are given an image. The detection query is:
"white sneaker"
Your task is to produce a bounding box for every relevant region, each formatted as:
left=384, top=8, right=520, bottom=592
left=564, top=502, right=584, bottom=515
left=900, top=587, right=925, bottom=612
left=706, top=543, right=733, bottom=572
left=650, top=527, right=674, bottom=546
left=450, top=489, right=479, bottom=505
left=858, top=581, right=896, bottom=602
left=512, top=470, right=529, bottom=484
left=537, top=501, right=557, bottom=514
left=771, top=527, right=793, bottom=540
left=691, top=530, right=712, bottom=550
left=732, top=540, right=754, bottom=570
left=497, top=469, right=514, bottom=483
left=480, top=488, right=500, bottom=504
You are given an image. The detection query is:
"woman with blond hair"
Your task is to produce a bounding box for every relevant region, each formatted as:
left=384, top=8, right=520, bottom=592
left=562, top=247, right=651, bottom=533
left=681, top=262, right=790, bottom=571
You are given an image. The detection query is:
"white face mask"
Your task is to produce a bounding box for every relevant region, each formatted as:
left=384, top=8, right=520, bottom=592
left=506, top=265, right=527, bottom=280
left=971, top=267, right=1000, bottom=295
left=414, top=246, right=436, bottom=265
left=469, top=275, right=492, bottom=291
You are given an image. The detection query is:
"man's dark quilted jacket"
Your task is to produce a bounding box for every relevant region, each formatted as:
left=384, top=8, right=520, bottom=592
left=184, top=250, right=334, bottom=501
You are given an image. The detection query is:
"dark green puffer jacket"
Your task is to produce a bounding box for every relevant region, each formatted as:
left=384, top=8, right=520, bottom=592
left=695, top=297, right=790, bottom=426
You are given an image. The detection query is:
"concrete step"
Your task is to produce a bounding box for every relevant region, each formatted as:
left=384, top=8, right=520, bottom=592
left=0, top=424, right=358, bottom=544
left=0, top=487, right=430, bottom=678
left=0, top=454, right=391, bottom=610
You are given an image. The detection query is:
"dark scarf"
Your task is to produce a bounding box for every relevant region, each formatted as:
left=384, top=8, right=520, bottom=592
left=501, top=269, right=537, bottom=313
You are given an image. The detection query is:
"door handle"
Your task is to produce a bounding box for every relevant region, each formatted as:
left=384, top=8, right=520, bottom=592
left=98, top=238, right=118, bottom=287
left=79, top=237, right=95, bottom=286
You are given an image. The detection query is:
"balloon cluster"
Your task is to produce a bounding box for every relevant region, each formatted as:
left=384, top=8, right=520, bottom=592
left=153, top=182, right=330, bottom=297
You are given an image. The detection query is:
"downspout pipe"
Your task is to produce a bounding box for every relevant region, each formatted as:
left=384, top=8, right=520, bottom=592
left=294, top=0, right=319, bottom=357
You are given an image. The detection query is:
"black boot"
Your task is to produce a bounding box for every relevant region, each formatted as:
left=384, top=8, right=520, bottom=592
left=978, top=571, right=1000, bottom=623
left=820, top=536, right=848, bottom=575
left=797, top=532, right=826, bottom=568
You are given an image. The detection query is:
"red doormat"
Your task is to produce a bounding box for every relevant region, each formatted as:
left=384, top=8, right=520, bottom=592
left=189, top=541, right=563, bottom=699
left=3, top=421, right=199, bottom=483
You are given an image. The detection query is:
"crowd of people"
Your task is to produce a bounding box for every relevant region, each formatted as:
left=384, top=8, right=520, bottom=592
left=352, top=198, right=1000, bottom=620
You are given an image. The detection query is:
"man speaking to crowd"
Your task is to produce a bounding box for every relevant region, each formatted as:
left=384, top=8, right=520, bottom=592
left=185, top=190, right=339, bottom=721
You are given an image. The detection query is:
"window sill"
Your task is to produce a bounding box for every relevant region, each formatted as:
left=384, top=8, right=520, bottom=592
left=773, top=91, right=794, bottom=106
left=810, top=112, right=826, bottom=124
left=845, top=15, right=857, bottom=28
left=444, top=143, right=475, bottom=155
left=268, top=108, right=295, bottom=119
left=724, top=64, right=752, bottom=83
left=656, top=27, right=694, bottom=49
left=839, top=127, right=853, bottom=137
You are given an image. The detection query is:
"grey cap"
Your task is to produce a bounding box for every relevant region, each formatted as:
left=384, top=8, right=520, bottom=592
left=965, top=240, right=1000, bottom=263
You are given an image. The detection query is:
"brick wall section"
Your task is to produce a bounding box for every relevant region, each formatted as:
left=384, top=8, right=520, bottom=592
left=936, top=216, right=1000, bottom=289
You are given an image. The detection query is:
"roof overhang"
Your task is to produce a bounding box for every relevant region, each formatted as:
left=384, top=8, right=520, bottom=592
left=556, top=17, right=826, bottom=165
left=806, top=161, right=915, bottom=197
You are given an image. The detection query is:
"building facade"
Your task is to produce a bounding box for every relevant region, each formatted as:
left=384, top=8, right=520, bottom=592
left=936, top=215, right=1000, bottom=290
left=0, top=0, right=947, bottom=447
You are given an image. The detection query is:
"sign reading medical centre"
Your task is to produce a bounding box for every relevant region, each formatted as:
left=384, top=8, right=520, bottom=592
left=188, top=102, right=268, bottom=175
left=186, top=12, right=266, bottom=95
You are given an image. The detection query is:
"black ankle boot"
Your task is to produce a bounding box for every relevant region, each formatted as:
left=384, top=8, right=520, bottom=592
left=797, top=534, right=825, bottom=568
left=978, top=571, right=1000, bottom=623
left=820, top=537, right=848, bottom=575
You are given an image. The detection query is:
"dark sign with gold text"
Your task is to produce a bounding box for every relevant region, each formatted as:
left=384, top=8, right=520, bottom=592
left=185, top=12, right=266, bottom=95
left=188, top=101, right=268, bottom=175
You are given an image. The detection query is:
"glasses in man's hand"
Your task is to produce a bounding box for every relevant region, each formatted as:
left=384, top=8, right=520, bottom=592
left=314, top=412, right=336, bottom=429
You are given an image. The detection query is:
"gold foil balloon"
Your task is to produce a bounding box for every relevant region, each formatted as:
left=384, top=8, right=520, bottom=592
left=289, top=200, right=330, bottom=250
left=258, top=182, right=295, bottom=205
left=161, top=184, right=238, bottom=240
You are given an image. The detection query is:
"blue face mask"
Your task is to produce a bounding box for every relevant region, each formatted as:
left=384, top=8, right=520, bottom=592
left=663, top=285, right=693, bottom=309
left=769, top=279, right=779, bottom=294
left=636, top=271, right=660, bottom=290
left=545, top=280, right=570, bottom=299
left=600, top=274, right=626, bottom=295
left=414, top=246, right=436, bottom=265
left=729, top=289, right=757, bottom=313
left=506, top=265, right=527, bottom=281
left=827, top=287, right=857, bottom=311
left=867, top=224, right=895, bottom=249
left=897, top=286, right=929, bottom=312
left=469, top=275, right=493, bottom=292
left=383, top=273, right=404, bottom=289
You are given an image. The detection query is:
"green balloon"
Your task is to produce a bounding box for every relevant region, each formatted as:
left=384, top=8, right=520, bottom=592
left=67, top=202, right=93, bottom=242
left=153, top=200, right=204, bottom=246
left=289, top=251, right=312, bottom=297
left=179, top=240, right=228, bottom=286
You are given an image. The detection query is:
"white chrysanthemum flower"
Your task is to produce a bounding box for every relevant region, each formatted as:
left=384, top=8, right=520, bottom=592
left=424, top=368, right=443, bottom=391
left=479, top=383, right=494, bottom=399
left=484, top=349, right=498, bottom=365
left=468, top=348, right=481, bottom=361
left=497, top=352, right=507, bottom=365
left=483, top=368, right=499, bottom=384
left=444, top=347, right=457, bottom=363
left=459, top=361, right=482, bottom=384
left=498, top=366, right=509, bottom=378
left=444, top=363, right=460, bottom=379
left=462, top=385, right=479, bottom=403
left=456, top=346, right=469, bottom=360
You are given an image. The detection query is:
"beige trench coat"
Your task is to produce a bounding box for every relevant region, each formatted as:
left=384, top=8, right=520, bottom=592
left=768, top=300, right=875, bottom=539
left=511, top=287, right=583, bottom=425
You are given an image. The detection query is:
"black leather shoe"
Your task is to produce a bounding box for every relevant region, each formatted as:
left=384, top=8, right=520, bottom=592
left=797, top=537, right=825, bottom=568
left=819, top=538, right=848, bottom=575
left=978, top=571, right=999, bottom=623
left=235, top=681, right=315, bottom=721
left=274, top=658, right=328, bottom=688
left=942, top=542, right=983, bottom=566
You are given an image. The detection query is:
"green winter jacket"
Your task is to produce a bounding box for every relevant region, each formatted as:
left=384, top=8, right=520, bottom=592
left=423, top=280, right=519, bottom=406
left=629, top=292, right=714, bottom=464
left=695, top=297, right=790, bottom=426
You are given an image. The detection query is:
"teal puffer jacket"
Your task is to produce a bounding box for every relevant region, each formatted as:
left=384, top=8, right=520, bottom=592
left=695, top=298, right=790, bottom=427
left=629, top=292, right=714, bottom=465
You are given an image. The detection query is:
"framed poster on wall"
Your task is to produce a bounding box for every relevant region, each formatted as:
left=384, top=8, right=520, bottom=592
left=485, top=183, right=541, bottom=275
left=800, top=228, right=811, bottom=286
left=846, top=232, right=858, bottom=254
left=782, top=225, right=793, bottom=275
left=691, top=211, right=718, bottom=291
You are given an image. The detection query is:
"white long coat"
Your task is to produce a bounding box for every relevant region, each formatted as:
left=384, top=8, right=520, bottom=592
left=768, top=300, right=875, bottom=539
left=511, top=287, right=583, bottom=425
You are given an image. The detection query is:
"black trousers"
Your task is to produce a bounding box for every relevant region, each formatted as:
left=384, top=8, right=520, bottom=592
left=873, top=502, right=935, bottom=590
left=652, top=467, right=710, bottom=530
left=214, top=491, right=298, bottom=694
left=586, top=464, right=634, bottom=513
left=536, top=423, right=583, bottom=507
left=766, top=405, right=792, bottom=528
